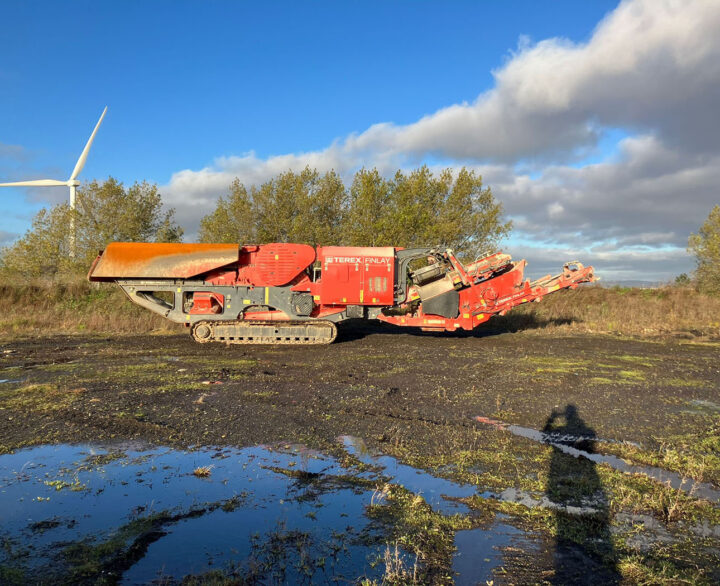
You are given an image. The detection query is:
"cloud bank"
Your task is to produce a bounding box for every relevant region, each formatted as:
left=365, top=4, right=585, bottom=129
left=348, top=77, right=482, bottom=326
left=3, top=0, right=716, bottom=281
left=161, top=0, right=720, bottom=281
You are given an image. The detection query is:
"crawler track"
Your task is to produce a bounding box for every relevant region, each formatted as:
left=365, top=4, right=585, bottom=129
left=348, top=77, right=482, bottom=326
left=191, top=319, right=338, bottom=345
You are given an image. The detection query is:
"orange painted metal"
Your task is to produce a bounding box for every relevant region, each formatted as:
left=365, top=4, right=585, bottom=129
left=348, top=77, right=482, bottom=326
left=89, top=240, right=596, bottom=344
left=88, top=242, right=239, bottom=281
left=378, top=259, right=594, bottom=331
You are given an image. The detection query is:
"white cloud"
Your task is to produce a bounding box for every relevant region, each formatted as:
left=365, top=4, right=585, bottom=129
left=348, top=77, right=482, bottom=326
left=490, top=135, right=720, bottom=249
left=0, top=143, right=27, bottom=161
left=164, top=0, right=720, bottom=254
left=7, top=0, right=720, bottom=281
left=163, top=0, right=720, bottom=193
left=0, top=229, right=19, bottom=246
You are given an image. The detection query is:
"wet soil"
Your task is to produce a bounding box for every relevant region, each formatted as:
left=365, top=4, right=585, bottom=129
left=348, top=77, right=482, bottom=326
left=1, top=321, right=719, bottom=584
left=1, top=438, right=543, bottom=585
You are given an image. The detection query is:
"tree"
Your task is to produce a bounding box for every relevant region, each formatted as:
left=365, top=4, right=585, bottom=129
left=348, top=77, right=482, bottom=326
left=199, top=167, right=347, bottom=246
left=688, top=205, right=720, bottom=294
left=344, top=165, right=511, bottom=257
left=674, top=273, right=691, bottom=286
left=344, top=168, right=392, bottom=246
left=0, top=204, right=75, bottom=277
left=383, top=166, right=442, bottom=248
left=433, top=167, right=511, bottom=256
left=294, top=169, right=346, bottom=245
left=199, top=165, right=511, bottom=257
left=75, top=178, right=182, bottom=251
left=0, top=177, right=183, bottom=278
left=254, top=167, right=347, bottom=245
left=198, top=179, right=256, bottom=243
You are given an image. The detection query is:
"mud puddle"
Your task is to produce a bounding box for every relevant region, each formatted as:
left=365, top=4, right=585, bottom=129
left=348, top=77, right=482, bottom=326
left=476, top=415, right=720, bottom=503
left=686, top=399, right=720, bottom=414
left=452, top=516, right=536, bottom=585
left=341, top=435, right=478, bottom=514
left=0, top=440, right=530, bottom=583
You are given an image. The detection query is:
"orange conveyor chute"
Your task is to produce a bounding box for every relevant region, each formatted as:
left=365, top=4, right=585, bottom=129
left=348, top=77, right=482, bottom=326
left=88, top=242, right=240, bottom=281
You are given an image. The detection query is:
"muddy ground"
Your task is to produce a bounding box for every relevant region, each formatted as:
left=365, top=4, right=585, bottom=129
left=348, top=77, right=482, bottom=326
left=1, top=322, right=719, bottom=584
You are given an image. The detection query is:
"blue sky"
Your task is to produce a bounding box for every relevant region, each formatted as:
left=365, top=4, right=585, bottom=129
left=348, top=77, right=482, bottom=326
left=2, top=0, right=719, bottom=281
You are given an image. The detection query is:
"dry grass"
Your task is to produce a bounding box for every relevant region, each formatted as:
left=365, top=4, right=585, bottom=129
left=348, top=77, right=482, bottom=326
left=0, top=279, right=718, bottom=339
left=380, top=543, right=419, bottom=584
left=192, top=466, right=212, bottom=478
left=486, top=285, right=720, bottom=337
left=0, top=279, right=179, bottom=336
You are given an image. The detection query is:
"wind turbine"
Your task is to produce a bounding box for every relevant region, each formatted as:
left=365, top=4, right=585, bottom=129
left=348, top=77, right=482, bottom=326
left=0, top=106, right=108, bottom=256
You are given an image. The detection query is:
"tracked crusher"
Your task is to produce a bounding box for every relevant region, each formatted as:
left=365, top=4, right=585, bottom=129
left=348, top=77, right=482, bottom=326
left=89, top=242, right=595, bottom=344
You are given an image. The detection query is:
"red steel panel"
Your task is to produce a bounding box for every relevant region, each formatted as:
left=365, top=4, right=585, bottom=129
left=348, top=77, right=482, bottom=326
left=247, top=243, right=316, bottom=286
left=318, top=246, right=395, bottom=305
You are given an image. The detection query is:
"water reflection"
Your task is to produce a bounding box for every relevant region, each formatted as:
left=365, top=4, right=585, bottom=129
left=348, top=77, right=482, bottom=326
left=341, top=435, right=477, bottom=514
left=0, top=443, right=380, bottom=584
left=0, top=439, right=528, bottom=584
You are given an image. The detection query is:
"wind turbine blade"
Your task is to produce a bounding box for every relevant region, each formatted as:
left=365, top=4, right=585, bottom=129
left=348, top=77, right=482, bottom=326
left=0, top=179, right=68, bottom=187
left=69, top=106, right=107, bottom=181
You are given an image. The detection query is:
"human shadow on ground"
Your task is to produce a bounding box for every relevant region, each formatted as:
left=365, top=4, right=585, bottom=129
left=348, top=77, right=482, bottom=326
left=543, top=405, right=620, bottom=585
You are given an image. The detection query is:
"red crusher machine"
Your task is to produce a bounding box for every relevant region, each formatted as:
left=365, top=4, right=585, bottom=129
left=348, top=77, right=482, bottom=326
left=88, top=243, right=595, bottom=345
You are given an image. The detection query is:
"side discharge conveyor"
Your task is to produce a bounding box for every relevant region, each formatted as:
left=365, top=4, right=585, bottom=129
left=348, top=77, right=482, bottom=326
left=89, top=242, right=596, bottom=345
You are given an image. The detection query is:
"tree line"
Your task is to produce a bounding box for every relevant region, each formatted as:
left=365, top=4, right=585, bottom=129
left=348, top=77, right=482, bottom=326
left=0, top=166, right=511, bottom=278
left=0, top=178, right=182, bottom=278
left=0, top=167, right=718, bottom=296
left=197, top=166, right=510, bottom=253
